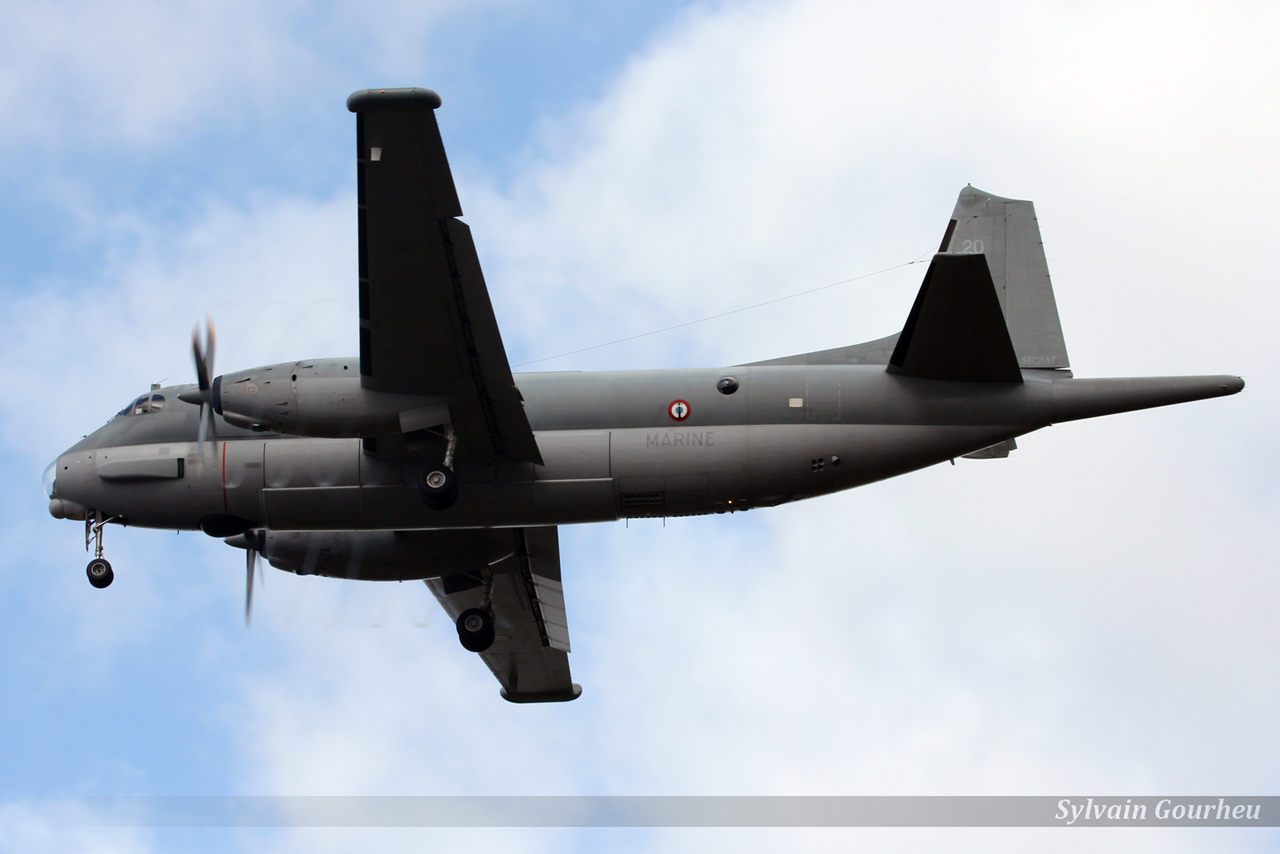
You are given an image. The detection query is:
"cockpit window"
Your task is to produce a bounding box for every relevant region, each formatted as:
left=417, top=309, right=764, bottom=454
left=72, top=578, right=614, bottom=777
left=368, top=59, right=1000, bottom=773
left=43, top=460, right=56, bottom=498
left=117, top=394, right=166, bottom=417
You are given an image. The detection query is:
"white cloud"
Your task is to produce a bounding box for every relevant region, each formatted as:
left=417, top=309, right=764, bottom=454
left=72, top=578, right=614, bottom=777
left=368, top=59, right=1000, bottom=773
left=0, top=801, right=152, bottom=854
left=0, top=192, right=356, bottom=462
left=473, top=0, right=1280, bottom=372
left=0, top=0, right=520, bottom=149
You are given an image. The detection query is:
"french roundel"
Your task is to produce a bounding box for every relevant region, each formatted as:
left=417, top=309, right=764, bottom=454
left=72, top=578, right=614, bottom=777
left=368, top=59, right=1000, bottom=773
left=668, top=399, right=691, bottom=421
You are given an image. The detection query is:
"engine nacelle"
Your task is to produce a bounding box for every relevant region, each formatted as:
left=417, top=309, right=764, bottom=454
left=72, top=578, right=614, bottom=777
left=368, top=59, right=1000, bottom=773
left=213, top=358, right=450, bottom=438
left=225, top=529, right=512, bottom=581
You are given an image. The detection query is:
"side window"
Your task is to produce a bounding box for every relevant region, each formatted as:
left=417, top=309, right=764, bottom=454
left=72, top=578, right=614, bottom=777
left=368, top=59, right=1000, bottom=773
left=149, top=394, right=165, bottom=412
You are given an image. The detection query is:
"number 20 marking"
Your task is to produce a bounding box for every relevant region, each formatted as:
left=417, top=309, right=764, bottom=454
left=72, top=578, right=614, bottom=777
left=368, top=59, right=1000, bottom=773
left=960, top=239, right=985, bottom=253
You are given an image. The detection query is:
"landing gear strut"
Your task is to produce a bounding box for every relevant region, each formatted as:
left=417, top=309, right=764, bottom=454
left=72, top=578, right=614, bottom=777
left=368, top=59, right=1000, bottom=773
left=418, top=423, right=459, bottom=510
left=85, top=512, right=116, bottom=589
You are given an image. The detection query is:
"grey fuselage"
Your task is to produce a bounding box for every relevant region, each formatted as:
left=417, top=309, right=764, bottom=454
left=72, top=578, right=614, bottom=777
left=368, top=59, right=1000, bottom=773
left=49, top=360, right=1243, bottom=535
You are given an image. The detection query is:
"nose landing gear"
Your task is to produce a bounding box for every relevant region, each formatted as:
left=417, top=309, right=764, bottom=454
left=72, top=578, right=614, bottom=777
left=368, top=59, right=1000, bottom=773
left=87, top=558, right=113, bottom=588
left=84, top=512, right=116, bottom=589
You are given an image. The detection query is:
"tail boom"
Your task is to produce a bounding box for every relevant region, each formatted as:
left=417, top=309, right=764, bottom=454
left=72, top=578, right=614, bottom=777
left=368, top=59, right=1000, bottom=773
left=1048, top=375, right=1244, bottom=424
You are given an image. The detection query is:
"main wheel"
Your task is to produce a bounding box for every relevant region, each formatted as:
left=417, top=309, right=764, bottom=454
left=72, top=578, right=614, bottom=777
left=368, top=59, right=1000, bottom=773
left=86, top=558, right=114, bottom=589
left=417, top=466, right=458, bottom=510
left=456, top=607, right=495, bottom=652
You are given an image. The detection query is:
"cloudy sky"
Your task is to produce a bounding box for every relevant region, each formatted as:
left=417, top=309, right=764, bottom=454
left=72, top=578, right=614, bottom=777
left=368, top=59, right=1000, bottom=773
left=1, top=0, right=1277, bottom=851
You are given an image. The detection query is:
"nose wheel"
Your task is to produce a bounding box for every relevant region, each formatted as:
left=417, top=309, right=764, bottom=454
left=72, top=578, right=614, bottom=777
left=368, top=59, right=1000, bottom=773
left=87, top=558, right=114, bottom=588
left=84, top=512, right=116, bottom=589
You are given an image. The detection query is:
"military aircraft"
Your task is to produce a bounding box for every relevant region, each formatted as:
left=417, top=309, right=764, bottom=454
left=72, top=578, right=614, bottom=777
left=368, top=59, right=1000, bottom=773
left=43, top=87, right=1244, bottom=703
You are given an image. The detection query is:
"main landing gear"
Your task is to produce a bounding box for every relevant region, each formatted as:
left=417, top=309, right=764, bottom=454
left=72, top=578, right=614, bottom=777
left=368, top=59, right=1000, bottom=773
left=455, top=571, right=496, bottom=653
left=456, top=608, right=495, bottom=652
left=418, top=423, right=459, bottom=510
left=85, top=512, right=115, bottom=588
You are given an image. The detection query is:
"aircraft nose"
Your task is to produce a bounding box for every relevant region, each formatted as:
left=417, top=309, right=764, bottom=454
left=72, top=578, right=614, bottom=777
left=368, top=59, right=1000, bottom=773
left=45, top=456, right=88, bottom=521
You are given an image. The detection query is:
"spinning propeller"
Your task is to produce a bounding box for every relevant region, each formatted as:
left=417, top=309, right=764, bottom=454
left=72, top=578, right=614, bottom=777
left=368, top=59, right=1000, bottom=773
left=182, top=322, right=267, bottom=627
left=226, top=528, right=268, bottom=627
left=244, top=531, right=265, bottom=626
left=181, top=316, right=218, bottom=461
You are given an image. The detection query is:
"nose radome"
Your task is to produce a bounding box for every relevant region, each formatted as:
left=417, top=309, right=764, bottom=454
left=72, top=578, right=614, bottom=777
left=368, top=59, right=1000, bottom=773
left=49, top=498, right=88, bottom=521
left=45, top=455, right=88, bottom=521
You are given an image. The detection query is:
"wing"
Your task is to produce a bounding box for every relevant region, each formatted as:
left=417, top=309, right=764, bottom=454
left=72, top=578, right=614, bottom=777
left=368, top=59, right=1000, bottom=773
left=426, top=526, right=581, bottom=703
left=347, top=88, right=542, bottom=464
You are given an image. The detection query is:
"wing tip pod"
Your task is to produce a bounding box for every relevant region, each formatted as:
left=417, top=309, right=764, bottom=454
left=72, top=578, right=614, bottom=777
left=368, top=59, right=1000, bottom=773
left=501, top=684, right=583, bottom=704
left=347, top=87, right=442, bottom=113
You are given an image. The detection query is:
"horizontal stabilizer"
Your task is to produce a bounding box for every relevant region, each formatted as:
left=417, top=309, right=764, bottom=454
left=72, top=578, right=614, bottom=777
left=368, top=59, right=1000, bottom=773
left=888, top=253, right=1023, bottom=383
left=962, top=438, right=1017, bottom=459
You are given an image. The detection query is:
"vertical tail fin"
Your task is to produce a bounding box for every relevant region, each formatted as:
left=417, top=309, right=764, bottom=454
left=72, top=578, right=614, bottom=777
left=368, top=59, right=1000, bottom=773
left=940, top=186, right=1070, bottom=369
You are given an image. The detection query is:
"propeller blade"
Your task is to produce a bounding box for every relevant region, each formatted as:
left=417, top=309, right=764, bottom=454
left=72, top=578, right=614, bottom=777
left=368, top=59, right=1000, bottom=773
left=192, top=327, right=208, bottom=391
left=197, top=402, right=217, bottom=461
left=245, top=547, right=256, bottom=626
left=191, top=316, right=218, bottom=462
left=204, top=316, right=216, bottom=383
left=191, top=317, right=217, bottom=390
left=197, top=403, right=209, bottom=450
